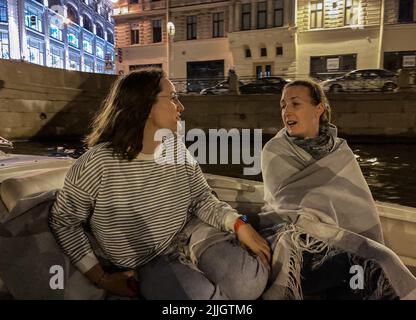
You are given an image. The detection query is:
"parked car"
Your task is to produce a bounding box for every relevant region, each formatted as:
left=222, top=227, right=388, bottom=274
left=199, top=80, right=244, bottom=95
left=239, top=77, right=290, bottom=94
left=187, top=79, right=220, bottom=93
left=321, top=69, right=398, bottom=93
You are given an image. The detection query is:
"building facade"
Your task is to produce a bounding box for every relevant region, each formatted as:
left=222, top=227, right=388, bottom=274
left=297, top=0, right=416, bottom=79
left=113, top=0, right=295, bottom=90
left=112, top=0, right=416, bottom=85
left=0, top=0, right=116, bottom=74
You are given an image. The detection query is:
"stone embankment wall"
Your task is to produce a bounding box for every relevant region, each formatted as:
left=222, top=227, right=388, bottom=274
left=1, top=60, right=415, bottom=140
left=0, top=60, right=115, bottom=140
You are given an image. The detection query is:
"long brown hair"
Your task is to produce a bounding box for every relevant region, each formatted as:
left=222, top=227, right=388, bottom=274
left=85, top=68, right=165, bottom=160
left=284, top=80, right=331, bottom=125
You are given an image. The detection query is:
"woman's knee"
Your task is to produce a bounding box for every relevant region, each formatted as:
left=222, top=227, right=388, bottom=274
left=138, top=256, right=230, bottom=300
left=224, top=257, right=269, bottom=299
left=198, top=241, right=269, bottom=299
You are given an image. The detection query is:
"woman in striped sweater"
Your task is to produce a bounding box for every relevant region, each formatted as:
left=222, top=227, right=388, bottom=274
left=49, top=68, right=270, bottom=299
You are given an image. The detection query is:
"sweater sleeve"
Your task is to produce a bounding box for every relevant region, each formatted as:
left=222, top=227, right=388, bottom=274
left=188, top=160, right=241, bottom=233
left=49, top=151, right=102, bottom=273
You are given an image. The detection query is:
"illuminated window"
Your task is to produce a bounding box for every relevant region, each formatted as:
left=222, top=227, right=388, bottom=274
left=0, top=31, right=9, bottom=59
left=131, top=29, right=140, bottom=44
left=83, top=55, right=94, bottom=72
left=310, top=0, right=324, bottom=29
left=345, top=0, right=360, bottom=26
left=97, top=60, right=106, bottom=73
left=49, top=14, right=63, bottom=41
left=96, top=40, right=105, bottom=59
left=0, top=0, right=8, bottom=23
left=83, top=31, right=93, bottom=54
left=68, top=26, right=80, bottom=48
left=50, top=45, right=64, bottom=69
left=25, top=5, right=43, bottom=33
left=27, top=37, right=44, bottom=65
left=69, top=51, right=80, bottom=70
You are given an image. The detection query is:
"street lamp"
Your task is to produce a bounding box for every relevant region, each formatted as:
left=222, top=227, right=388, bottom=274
left=167, top=21, right=175, bottom=36
left=166, top=21, right=175, bottom=78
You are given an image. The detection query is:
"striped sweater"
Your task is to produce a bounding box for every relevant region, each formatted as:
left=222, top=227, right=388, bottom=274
left=49, top=138, right=240, bottom=272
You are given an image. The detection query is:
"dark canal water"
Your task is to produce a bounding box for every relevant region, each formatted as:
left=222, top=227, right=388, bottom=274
left=7, top=136, right=416, bottom=208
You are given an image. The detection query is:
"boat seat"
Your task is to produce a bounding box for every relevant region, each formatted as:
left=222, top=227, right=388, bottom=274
left=0, top=168, right=68, bottom=212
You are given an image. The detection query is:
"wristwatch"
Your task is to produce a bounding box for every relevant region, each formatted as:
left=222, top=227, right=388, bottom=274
left=234, top=214, right=249, bottom=233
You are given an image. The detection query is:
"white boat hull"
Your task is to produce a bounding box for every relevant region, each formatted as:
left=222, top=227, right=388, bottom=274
left=0, top=155, right=415, bottom=278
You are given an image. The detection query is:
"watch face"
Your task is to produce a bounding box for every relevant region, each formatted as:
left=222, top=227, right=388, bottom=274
left=241, top=215, right=249, bottom=223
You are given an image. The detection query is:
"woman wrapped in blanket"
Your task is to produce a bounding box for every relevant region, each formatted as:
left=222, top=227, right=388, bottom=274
left=259, top=80, right=416, bottom=300
left=49, top=69, right=270, bottom=299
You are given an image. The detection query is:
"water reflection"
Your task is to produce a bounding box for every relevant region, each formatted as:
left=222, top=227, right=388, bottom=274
left=352, top=144, right=416, bottom=207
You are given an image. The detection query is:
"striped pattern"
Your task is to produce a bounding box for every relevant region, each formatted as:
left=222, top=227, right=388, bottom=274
left=50, top=137, right=237, bottom=269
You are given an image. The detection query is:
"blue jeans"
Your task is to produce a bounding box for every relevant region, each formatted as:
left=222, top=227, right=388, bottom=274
left=135, top=239, right=268, bottom=300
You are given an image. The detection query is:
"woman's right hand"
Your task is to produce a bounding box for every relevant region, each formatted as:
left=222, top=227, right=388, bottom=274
left=99, top=270, right=139, bottom=298
left=236, top=223, right=271, bottom=271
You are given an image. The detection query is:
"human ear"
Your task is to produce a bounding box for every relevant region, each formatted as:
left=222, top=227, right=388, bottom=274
left=316, top=103, right=325, bottom=117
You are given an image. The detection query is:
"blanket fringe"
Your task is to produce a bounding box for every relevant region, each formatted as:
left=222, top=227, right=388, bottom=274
left=276, top=224, right=329, bottom=300
left=281, top=227, right=399, bottom=300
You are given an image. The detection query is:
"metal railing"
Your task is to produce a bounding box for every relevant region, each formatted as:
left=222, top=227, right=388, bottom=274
left=170, top=71, right=416, bottom=95
left=171, top=74, right=293, bottom=94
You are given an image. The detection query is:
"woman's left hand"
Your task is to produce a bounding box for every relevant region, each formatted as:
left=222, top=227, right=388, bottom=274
left=236, top=224, right=271, bottom=271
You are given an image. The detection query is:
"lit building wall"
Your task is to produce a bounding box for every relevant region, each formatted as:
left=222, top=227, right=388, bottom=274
left=296, top=0, right=416, bottom=79
left=113, top=0, right=296, bottom=80
left=0, top=0, right=116, bottom=74
left=113, top=0, right=233, bottom=79
left=227, top=0, right=296, bottom=78
left=112, top=0, right=416, bottom=83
